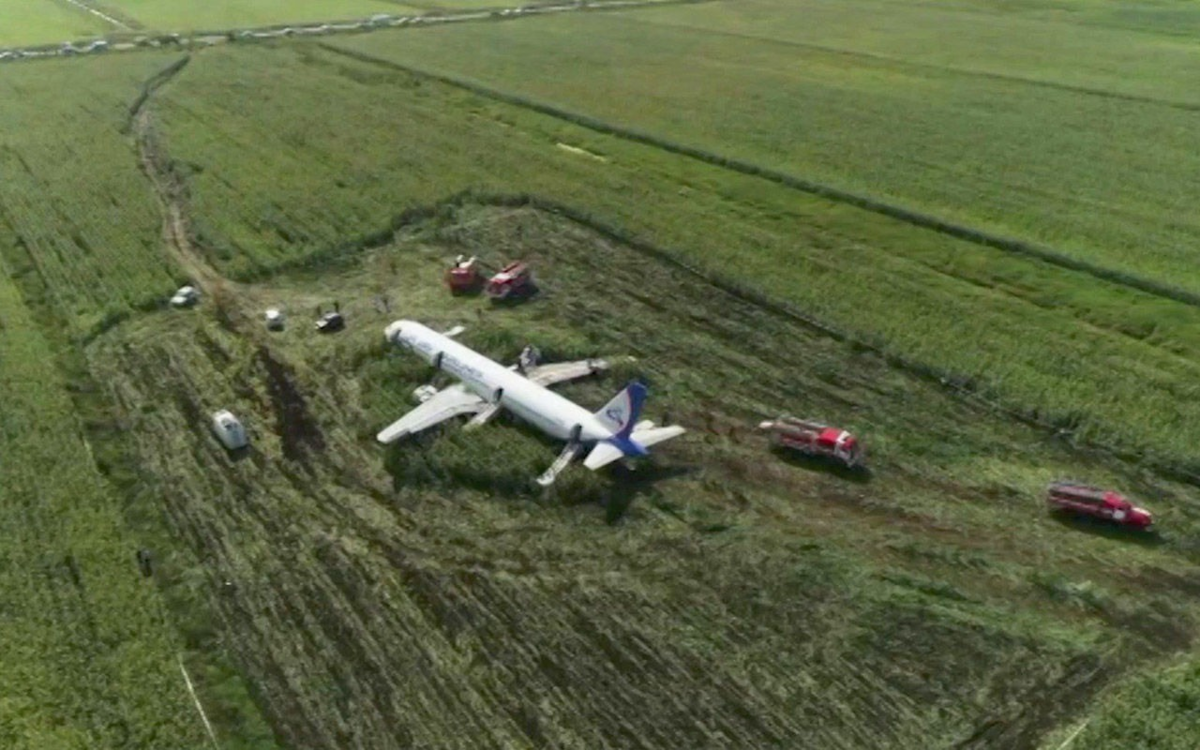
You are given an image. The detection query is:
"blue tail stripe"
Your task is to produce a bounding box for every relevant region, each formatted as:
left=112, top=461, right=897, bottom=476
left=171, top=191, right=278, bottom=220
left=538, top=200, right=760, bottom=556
left=615, top=382, right=647, bottom=439
left=607, top=435, right=648, bottom=458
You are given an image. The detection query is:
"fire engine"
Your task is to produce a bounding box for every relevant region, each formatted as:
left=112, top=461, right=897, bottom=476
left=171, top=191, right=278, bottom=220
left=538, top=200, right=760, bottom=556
left=445, top=255, right=483, bottom=294
left=757, top=416, right=863, bottom=469
left=1046, top=481, right=1153, bottom=529
left=484, top=261, right=536, bottom=302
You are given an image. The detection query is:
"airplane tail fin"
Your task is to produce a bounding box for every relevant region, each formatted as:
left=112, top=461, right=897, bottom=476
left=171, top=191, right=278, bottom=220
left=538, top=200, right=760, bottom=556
left=594, top=381, right=647, bottom=440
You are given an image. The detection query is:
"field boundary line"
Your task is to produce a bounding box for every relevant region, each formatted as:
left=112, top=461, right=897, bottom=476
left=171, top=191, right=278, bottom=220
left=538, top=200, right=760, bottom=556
left=1054, top=719, right=1090, bottom=750
left=54, top=0, right=130, bottom=30
left=318, top=42, right=1200, bottom=313
left=178, top=655, right=221, bottom=749
left=630, top=16, right=1200, bottom=113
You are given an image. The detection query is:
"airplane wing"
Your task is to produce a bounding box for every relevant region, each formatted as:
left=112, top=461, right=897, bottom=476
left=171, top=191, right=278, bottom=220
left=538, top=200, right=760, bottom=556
left=525, top=358, right=608, bottom=387
left=376, top=384, right=487, bottom=444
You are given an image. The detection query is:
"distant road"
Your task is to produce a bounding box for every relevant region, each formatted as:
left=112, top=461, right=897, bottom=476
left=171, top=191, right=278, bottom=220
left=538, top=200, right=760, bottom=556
left=1, top=0, right=702, bottom=62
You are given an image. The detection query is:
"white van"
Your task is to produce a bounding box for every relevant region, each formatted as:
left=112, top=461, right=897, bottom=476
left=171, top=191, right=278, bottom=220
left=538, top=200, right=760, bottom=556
left=211, top=410, right=248, bottom=450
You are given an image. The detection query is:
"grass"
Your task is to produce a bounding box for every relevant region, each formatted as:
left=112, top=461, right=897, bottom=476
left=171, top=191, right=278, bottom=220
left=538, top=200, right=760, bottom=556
left=0, top=0, right=111, bottom=46
left=639, top=0, right=1200, bottom=102
left=1069, top=653, right=1200, bottom=749
left=107, top=0, right=416, bottom=32
left=339, top=6, right=1200, bottom=298
left=0, top=52, right=183, bottom=334
left=0, top=267, right=206, bottom=748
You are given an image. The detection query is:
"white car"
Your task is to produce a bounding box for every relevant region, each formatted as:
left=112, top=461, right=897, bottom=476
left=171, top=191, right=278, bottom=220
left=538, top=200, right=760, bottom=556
left=170, top=285, right=199, bottom=307
left=211, top=410, right=248, bottom=450
left=264, top=308, right=285, bottom=330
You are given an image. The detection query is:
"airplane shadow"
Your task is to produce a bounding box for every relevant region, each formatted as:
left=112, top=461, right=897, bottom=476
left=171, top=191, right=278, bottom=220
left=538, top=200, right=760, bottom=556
left=599, top=462, right=695, bottom=525
left=1048, top=510, right=1164, bottom=546
left=770, top=447, right=873, bottom=483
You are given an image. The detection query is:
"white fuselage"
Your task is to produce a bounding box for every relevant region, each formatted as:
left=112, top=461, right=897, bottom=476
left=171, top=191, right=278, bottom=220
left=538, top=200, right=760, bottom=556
left=386, top=321, right=613, bottom=443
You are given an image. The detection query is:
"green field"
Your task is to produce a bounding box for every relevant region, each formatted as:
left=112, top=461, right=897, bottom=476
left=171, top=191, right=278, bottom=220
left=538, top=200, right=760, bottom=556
left=3, top=0, right=1200, bottom=748
left=0, top=0, right=111, bottom=46
left=0, top=269, right=208, bottom=749
left=339, top=3, right=1200, bottom=297
left=108, top=0, right=414, bottom=31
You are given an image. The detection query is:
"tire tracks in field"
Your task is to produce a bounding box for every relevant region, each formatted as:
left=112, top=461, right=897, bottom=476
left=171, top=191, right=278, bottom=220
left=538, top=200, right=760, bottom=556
left=129, top=54, right=230, bottom=296
left=320, top=43, right=1200, bottom=316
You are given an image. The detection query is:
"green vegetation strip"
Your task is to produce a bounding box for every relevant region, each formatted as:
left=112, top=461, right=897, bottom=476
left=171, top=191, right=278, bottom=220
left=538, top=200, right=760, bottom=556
left=632, top=17, right=1200, bottom=113
left=338, top=11, right=1200, bottom=296
left=320, top=43, right=1200, bottom=312
left=0, top=269, right=205, bottom=747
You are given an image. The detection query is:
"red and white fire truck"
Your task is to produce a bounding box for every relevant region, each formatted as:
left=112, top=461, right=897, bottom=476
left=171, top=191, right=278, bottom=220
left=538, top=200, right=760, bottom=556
left=484, top=261, right=536, bottom=302
left=757, top=416, right=864, bottom=469
left=1046, top=481, right=1153, bottom=529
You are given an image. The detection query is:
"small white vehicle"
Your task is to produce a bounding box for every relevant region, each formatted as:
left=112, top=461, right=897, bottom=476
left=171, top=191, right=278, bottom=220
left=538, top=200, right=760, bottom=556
left=264, top=308, right=285, bottom=330
left=211, top=410, right=248, bottom=450
left=170, top=285, right=199, bottom=307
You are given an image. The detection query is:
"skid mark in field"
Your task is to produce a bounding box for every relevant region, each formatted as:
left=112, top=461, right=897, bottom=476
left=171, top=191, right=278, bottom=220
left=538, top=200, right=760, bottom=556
left=131, top=55, right=228, bottom=293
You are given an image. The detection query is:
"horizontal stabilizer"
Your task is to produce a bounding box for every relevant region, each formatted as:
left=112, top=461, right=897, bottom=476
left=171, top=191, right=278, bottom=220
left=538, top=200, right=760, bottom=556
left=583, top=441, right=625, bottom=470
left=631, top=424, right=686, bottom=448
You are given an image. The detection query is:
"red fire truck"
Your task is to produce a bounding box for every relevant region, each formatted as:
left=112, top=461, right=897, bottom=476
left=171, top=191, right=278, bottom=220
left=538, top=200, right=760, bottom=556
left=1046, top=481, right=1153, bottom=529
left=757, top=416, right=863, bottom=469
left=445, top=255, right=483, bottom=294
left=484, top=261, right=536, bottom=302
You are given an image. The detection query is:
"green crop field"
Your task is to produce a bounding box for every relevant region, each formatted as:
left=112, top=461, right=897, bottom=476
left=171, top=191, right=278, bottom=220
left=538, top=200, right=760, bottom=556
left=0, top=0, right=110, bottom=46
left=3, top=0, right=1200, bottom=747
left=106, top=0, right=416, bottom=32
left=338, top=3, right=1200, bottom=297
left=0, top=269, right=206, bottom=749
